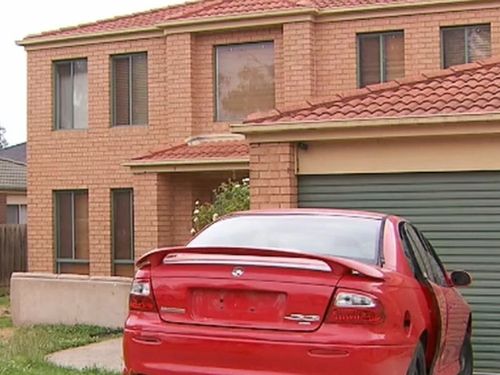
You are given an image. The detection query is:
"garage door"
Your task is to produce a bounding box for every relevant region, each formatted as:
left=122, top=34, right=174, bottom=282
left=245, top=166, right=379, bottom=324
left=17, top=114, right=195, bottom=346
left=299, top=172, right=500, bottom=372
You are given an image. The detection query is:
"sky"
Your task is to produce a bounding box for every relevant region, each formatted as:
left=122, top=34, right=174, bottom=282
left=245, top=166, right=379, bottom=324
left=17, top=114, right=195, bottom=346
left=0, top=0, right=183, bottom=146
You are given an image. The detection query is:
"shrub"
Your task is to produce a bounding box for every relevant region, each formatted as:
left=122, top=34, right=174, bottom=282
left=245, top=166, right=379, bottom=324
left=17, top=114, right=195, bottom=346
left=192, top=178, right=250, bottom=234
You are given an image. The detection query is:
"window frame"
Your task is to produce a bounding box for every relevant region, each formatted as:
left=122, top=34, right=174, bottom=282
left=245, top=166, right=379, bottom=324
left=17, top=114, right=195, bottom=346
left=400, top=222, right=449, bottom=287
left=356, top=30, right=405, bottom=88
left=53, top=58, right=88, bottom=130
left=400, top=223, right=428, bottom=281
left=110, top=52, right=149, bottom=127
left=111, top=188, right=135, bottom=275
left=414, top=227, right=449, bottom=287
left=440, top=24, right=491, bottom=68
left=213, top=40, right=275, bottom=123
left=6, top=204, right=27, bottom=224
left=54, top=190, right=89, bottom=273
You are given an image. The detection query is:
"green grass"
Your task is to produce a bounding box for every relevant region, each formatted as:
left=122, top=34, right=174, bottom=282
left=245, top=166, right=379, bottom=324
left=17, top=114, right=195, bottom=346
left=0, top=296, right=8, bottom=307
left=0, top=295, right=11, bottom=328
left=0, top=325, right=121, bottom=375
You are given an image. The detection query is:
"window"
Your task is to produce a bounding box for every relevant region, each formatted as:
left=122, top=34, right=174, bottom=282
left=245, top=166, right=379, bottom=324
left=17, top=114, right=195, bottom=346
left=416, top=229, right=448, bottom=287
left=215, top=42, right=275, bottom=122
left=188, top=215, right=382, bottom=264
left=54, top=59, right=88, bottom=129
left=6, top=204, right=27, bottom=224
left=441, top=24, right=491, bottom=68
left=401, top=223, right=448, bottom=287
left=55, top=191, right=89, bottom=274
left=357, top=31, right=405, bottom=87
left=112, top=53, right=148, bottom=126
left=112, top=189, right=134, bottom=277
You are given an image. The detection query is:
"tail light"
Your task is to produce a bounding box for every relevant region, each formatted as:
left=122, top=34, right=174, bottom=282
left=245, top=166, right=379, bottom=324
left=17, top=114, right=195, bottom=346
left=326, top=289, right=384, bottom=325
left=129, top=266, right=157, bottom=312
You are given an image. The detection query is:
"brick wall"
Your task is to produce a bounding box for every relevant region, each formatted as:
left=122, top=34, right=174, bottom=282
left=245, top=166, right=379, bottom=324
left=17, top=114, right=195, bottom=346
left=27, top=3, right=500, bottom=275
left=249, top=143, right=297, bottom=209
left=315, top=6, right=500, bottom=96
left=283, top=22, right=315, bottom=105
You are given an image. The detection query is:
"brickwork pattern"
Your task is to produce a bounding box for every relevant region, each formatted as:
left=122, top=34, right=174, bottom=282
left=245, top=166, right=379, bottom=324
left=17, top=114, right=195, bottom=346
left=249, top=143, right=297, bottom=210
left=27, top=4, right=500, bottom=275
left=315, top=6, right=500, bottom=96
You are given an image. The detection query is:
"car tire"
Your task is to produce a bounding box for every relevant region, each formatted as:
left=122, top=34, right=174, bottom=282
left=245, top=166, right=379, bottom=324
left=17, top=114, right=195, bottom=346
left=407, top=342, right=426, bottom=375
left=458, top=334, right=473, bottom=375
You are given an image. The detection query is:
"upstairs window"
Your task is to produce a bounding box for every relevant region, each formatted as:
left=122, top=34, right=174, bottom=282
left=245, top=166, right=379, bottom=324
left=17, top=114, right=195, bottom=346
left=441, top=24, right=491, bottom=68
left=54, top=59, right=88, bottom=129
left=215, top=41, right=275, bottom=122
left=112, top=53, right=148, bottom=126
left=55, top=190, right=89, bottom=275
left=357, top=31, right=405, bottom=88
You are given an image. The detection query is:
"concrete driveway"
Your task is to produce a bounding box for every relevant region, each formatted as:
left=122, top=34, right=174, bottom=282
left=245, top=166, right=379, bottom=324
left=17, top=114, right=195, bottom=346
left=47, top=337, right=122, bottom=373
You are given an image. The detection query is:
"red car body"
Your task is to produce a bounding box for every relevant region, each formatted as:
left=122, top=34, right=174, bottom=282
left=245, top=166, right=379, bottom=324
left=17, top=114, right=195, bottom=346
left=123, top=209, right=472, bottom=375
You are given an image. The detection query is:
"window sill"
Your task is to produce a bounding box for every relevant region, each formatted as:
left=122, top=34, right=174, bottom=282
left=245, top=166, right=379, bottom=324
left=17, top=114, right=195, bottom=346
left=52, top=128, right=88, bottom=132
left=111, top=124, right=149, bottom=128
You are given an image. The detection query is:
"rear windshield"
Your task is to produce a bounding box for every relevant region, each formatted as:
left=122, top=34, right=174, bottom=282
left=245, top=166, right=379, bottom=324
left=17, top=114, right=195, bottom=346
left=187, top=215, right=382, bottom=264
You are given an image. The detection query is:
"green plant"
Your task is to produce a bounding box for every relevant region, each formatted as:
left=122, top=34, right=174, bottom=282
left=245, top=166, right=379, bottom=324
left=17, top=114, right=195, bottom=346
left=0, top=325, right=121, bottom=375
left=192, top=178, right=250, bottom=234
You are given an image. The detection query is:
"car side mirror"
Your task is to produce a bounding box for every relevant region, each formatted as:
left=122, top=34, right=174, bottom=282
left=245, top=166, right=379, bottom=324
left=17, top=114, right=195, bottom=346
left=450, top=270, right=472, bottom=287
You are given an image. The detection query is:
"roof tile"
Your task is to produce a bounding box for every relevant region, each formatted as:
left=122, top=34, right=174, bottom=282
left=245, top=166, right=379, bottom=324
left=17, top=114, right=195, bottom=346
left=245, top=57, right=500, bottom=124
left=132, top=139, right=249, bottom=164
left=23, top=0, right=422, bottom=42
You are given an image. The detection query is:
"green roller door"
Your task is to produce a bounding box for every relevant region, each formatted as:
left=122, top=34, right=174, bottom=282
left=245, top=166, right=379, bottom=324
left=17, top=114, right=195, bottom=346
left=299, top=171, right=500, bottom=373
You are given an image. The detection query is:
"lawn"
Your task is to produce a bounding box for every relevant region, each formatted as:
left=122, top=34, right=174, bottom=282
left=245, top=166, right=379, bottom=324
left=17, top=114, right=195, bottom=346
left=0, top=295, right=121, bottom=375
left=0, top=295, right=11, bottom=329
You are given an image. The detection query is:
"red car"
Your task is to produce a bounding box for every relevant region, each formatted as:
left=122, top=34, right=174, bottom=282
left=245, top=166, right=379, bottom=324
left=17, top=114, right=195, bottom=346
left=123, top=209, right=472, bottom=375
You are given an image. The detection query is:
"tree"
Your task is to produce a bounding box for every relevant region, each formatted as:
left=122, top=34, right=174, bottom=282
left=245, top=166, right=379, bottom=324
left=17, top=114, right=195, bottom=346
left=0, top=124, right=7, bottom=149
left=191, top=178, right=250, bottom=234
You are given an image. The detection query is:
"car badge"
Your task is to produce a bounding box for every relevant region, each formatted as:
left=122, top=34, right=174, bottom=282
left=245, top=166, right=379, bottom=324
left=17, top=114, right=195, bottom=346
left=232, top=267, right=245, bottom=278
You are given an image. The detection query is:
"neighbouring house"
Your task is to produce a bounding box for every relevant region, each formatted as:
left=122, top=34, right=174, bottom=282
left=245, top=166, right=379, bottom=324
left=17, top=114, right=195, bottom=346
left=15, top=0, right=500, bottom=370
left=0, top=142, right=27, bottom=164
left=0, top=143, right=28, bottom=224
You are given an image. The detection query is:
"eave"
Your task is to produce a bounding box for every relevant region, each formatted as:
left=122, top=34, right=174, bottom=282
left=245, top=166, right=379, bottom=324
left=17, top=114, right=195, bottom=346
left=231, top=112, right=500, bottom=143
left=123, top=158, right=249, bottom=173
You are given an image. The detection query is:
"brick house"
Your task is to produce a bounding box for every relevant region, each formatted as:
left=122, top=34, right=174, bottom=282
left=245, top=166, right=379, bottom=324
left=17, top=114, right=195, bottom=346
left=18, top=0, right=500, bottom=370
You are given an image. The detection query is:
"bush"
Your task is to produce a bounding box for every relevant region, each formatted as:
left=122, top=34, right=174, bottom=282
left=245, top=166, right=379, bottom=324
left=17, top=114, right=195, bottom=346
left=192, top=178, right=250, bottom=234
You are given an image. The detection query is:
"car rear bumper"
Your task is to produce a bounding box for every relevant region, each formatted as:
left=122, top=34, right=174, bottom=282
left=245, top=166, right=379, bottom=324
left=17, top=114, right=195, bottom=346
left=123, top=328, right=415, bottom=375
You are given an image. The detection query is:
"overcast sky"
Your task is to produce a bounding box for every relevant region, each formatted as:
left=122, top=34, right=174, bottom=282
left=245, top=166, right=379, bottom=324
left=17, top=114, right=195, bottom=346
left=0, top=0, right=183, bottom=146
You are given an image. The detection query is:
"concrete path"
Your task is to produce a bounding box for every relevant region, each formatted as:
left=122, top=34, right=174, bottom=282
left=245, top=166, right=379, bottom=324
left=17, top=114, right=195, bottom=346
left=46, top=337, right=123, bottom=373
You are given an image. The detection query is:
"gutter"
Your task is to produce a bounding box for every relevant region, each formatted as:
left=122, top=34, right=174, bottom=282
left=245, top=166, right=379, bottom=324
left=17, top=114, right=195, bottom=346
left=123, top=158, right=249, bottom=173
left=231, top=112, right=500, bottom=142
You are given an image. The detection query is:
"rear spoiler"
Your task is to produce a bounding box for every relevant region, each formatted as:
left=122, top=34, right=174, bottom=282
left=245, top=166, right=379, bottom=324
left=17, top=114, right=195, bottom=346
left=137, top=246, right=385, bottom=280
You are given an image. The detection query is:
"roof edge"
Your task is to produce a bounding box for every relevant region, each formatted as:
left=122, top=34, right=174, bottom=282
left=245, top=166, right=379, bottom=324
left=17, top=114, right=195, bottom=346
left=0, top=157, right=27, bottom=167
left=124, top=158, right=249, bottom=173
left=18, top=0, right=490, bottom=48
left=232, top=112, right=500, bottom=141
left=124, top=157, right=249, bottom=168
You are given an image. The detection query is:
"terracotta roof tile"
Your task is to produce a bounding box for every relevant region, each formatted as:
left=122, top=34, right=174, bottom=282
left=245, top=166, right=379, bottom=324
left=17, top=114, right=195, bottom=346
left=245, top=57, right=500, bottom=125
left=23, top=0, right=422, bottom=41
left=132, top=139, right=249, bottom=164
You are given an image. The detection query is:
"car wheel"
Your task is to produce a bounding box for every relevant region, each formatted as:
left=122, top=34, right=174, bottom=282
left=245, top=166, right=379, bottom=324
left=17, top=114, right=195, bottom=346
left=407, top=342, right=426, bottom=375
left=458, top=334, right=473, bottom=375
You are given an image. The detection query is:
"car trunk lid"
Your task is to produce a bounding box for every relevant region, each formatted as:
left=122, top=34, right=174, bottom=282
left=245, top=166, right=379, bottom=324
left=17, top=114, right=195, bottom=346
left=145, top=247, right=384, bottom=332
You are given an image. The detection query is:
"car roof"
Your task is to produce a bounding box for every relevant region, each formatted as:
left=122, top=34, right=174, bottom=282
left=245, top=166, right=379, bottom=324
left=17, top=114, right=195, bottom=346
left=229, top=208, right=389, bottom=220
